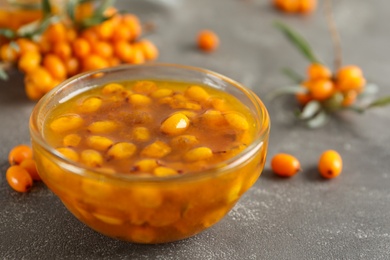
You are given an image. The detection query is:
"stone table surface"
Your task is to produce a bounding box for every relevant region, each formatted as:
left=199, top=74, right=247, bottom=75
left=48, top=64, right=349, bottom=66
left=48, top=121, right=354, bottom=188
left=1, top=0, right=390, bottom=259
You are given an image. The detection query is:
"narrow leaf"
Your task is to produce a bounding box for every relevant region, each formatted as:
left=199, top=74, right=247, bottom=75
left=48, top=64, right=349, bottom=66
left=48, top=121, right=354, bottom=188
left=306, top=110, right=329, bottom=128
left=67, top=0, right=77, bottom=22
left=0, top=28, right=16, bottom=39
left=42, top=0, right=52, bottom=18
left=266, top=85, right=307, bottom=101
left=274, top=21, right=320, bottom=64
left=347, top=105, right=365, bottom=114
left=367, top=96, right=390, bottom=109
left=96, top=0, right=115, bottom=16
left=282, top=67, right=304, bottom=83
left=299, top=100, right=321, bottom=120
left=0, top=68, right=9, bottom=81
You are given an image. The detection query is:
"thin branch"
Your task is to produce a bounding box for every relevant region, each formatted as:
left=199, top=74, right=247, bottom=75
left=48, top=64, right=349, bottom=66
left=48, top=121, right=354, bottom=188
left=325, top=0, right=342, bottom=71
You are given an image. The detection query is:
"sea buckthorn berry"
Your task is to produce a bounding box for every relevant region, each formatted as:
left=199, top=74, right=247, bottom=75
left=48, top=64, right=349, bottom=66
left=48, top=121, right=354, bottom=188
left=81, top=29, right=99, bottom=45
left=82, top=54, right=109, bottom=71
left=132, top=159, right=158, bottom=173
left=107, top=142, right=137, bottom=160
left=136, top=39, right=159, bottom=61
left=307, top=63, right=331, bottom=80
left=129, top=94, right=152, bottom=107
left=185, top=85, right=210, bottom=102
left=336, top=65, right=365, bottom=91
left=209, top=97, right=229, bottom=111
left=107, top=56, right=121, bottom=67
left=6, top=166, right=33, bottom=193
left=63, top=134, right=82, bottom=147
left=87, top=136, right=114, bottom=151
left=0, top=44, right=18, bottom=62
left=93, top=41, right=113, bottom=58
left=53, top=42, right=72, bottom=61
left=18, top=51, right=41, bottom=73
left=132, top=127, right=151, bottom=142
left=122, top=14, right=142, bottom=40
left=197, top=30, right=219, bottom=52
left=96, top=20, right=114, bottom=40
left=8, top=144, right=33, bottom=165
left=128, top=45, right=145, bottom=64
left=160, top=113, right=190, bottom=135
left=92, top=212, right=123, bottom=225
left=114, top=41, right=133, bottom=62
left=132, top=186, right=162, bottom=208
left=43, top=54, right=67, bottom=80
left=299, top=0, right=317, bottom=13
left=223, top=112, right=249, bottom=131
left=66, top=28, right=77, bottom=42
left=271, top=153, right=301, bottom=177
left=20, top=158, right=40, bottom=181
left=56, top=147, right=80, bottom=162
left=79, top=97, right=102, bottom=113
left=25, top=81, right=44, bottom=100
left=184, top=147, right=213, bottom=162
left=87, top=120, right=118, bottom=134
left=295, top=92, right=312, bottom=106
left=273, top=0, right=299, bottom=13
left=132, top=81, right=158, bottom=94
left=307, top=79, right=335, bottom=101
left=141, top=141, right=171, bottom=158
left=50, top=114, right=84, bottom=133
left=73, top=38, right=91, bottom=58
left=318, top=150, right=342, bottom=179
left=342, top=90, right=358, bottom=107
left=45, top=23, right=67, bottom=43
left=170, top=135, right=199, bottom=149
left=81, top=149, right=103, bottom=167
left=202, top=110, right=227, bottom=128
left=112, top=24, right=132, bottom=42
left=102, top=83, right=125, bottom=95
left=65, top=57, right=80, bottom=77
left=151, top=88, right=173, bottom=99
left=16, top=38, right=39, bottom=56
left=27, top=66, right=53, bottom=93
left=153, top=166, right=178, bottom=177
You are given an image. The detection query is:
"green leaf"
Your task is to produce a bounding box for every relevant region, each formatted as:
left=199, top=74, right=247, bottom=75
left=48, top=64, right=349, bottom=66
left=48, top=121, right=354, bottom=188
left=42, top=0, right=52, bottom=18
left=299, top=100, right=321, bottom=120
left=265, top=85, right=307, bottom=101
left=17, top=15, right=59, bottom=38
left=0, top=28, right=16, bottom=39
left=282, top=67, right=304, bottom=84
left=274, top=21, right=320, bottom=64
left=67, top=0, right=77, bottom=22
left=306, top=110, right=329, bottom=128
left=367, top=96, right=390, bottom=109
left=96, top=0, right=115, bottom=16
left=0, top=67, right=9, bottom=81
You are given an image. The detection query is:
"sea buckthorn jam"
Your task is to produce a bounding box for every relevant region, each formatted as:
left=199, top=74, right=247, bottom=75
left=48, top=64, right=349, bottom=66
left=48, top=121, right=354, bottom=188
left=32, top=77, right=268, bottom=243
left=44, top=80, right=256, bottom=175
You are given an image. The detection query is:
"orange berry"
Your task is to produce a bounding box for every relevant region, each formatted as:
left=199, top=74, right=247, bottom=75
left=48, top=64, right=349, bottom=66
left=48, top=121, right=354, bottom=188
left=274, top=0, right=299, bottom=13
left=66, top=28, right=78, bottom=42
left=271, top=153, right=301, bottom=177
left=128, top=46, right=145, bottom=64
left=18, top=51, right=41, bottom=73
left=82, top=54, right=109, bottom=71
left=38, top=37, right=52, bottom=54
left=92, top=41, right=114, bottom=58
left=336, top=65, right=366, bottom=92
left=6, top=165, right=33, bottom=193
left=81, top=29, right=99, bottom=45
left=45, top=23, right=67, bottom=43
left=114, top=41, right=133, bottom=62
left=0, top=44, right=18, bottom=62
left=53, top=42, right=72, bottom=61
left=307, top=79, right=334, bottom=101
left=16, top=38, right=39, bottom=56
left=25, top=81, right=44, bottom=100
left=65, top=57, right=80, bottom=77
left=73, top=38, right=91, bottom=58
left=26, top=66, right=53, bottom=93
left=104, top=7, right=118, bottom=17
left=307, top=63, right=332, bottom=80
left=136, top=39, right=159, bottom=61
left=299, top=0, right=317, bottom=13
left=295, top=92, right=312, bottom=106
left=8, top=144, right=33, bottom=165
left=43, top=54, right=67, bottom=80
left=197, top=30, right=219, bottom=52
left=122, top=14, right=142, bottom=41
left=341, top=90, right=358, bottom=107
left=96, top=20, right=114, bottom=40
left=112, top=24, right=132, bottom=42
left=318, top=150, right=342, bottom=179
left=20, top=158, right=41, bottom=181
left=107, top=56, right=121, bottom=67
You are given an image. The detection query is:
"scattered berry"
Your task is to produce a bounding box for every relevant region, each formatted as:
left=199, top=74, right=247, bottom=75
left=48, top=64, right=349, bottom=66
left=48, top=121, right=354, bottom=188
left=271, top=153, right=301, bottom=177
left=318, top=150, right=342, bottom=179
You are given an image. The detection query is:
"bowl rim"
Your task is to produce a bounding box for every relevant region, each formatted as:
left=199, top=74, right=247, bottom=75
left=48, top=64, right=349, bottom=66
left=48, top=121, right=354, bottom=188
left=30, top=63, right=270, bottom=183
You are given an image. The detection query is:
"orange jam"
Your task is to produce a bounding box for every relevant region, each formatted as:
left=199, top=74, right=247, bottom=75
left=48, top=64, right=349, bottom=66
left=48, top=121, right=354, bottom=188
left=33, top=79, right=268, bottom=243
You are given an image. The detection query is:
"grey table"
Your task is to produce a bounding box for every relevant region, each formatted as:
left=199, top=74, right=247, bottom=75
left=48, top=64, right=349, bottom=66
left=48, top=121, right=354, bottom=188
left=1, top=0, right=390, bottom=259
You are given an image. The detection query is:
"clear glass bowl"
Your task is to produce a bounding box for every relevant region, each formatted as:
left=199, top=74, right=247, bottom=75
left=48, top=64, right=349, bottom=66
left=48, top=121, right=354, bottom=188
left=29, top=64, right=270, bottom=244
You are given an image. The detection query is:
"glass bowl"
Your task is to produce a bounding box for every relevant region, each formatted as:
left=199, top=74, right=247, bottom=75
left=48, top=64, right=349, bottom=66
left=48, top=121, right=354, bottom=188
left=29, top=64, right=270, bottom=244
